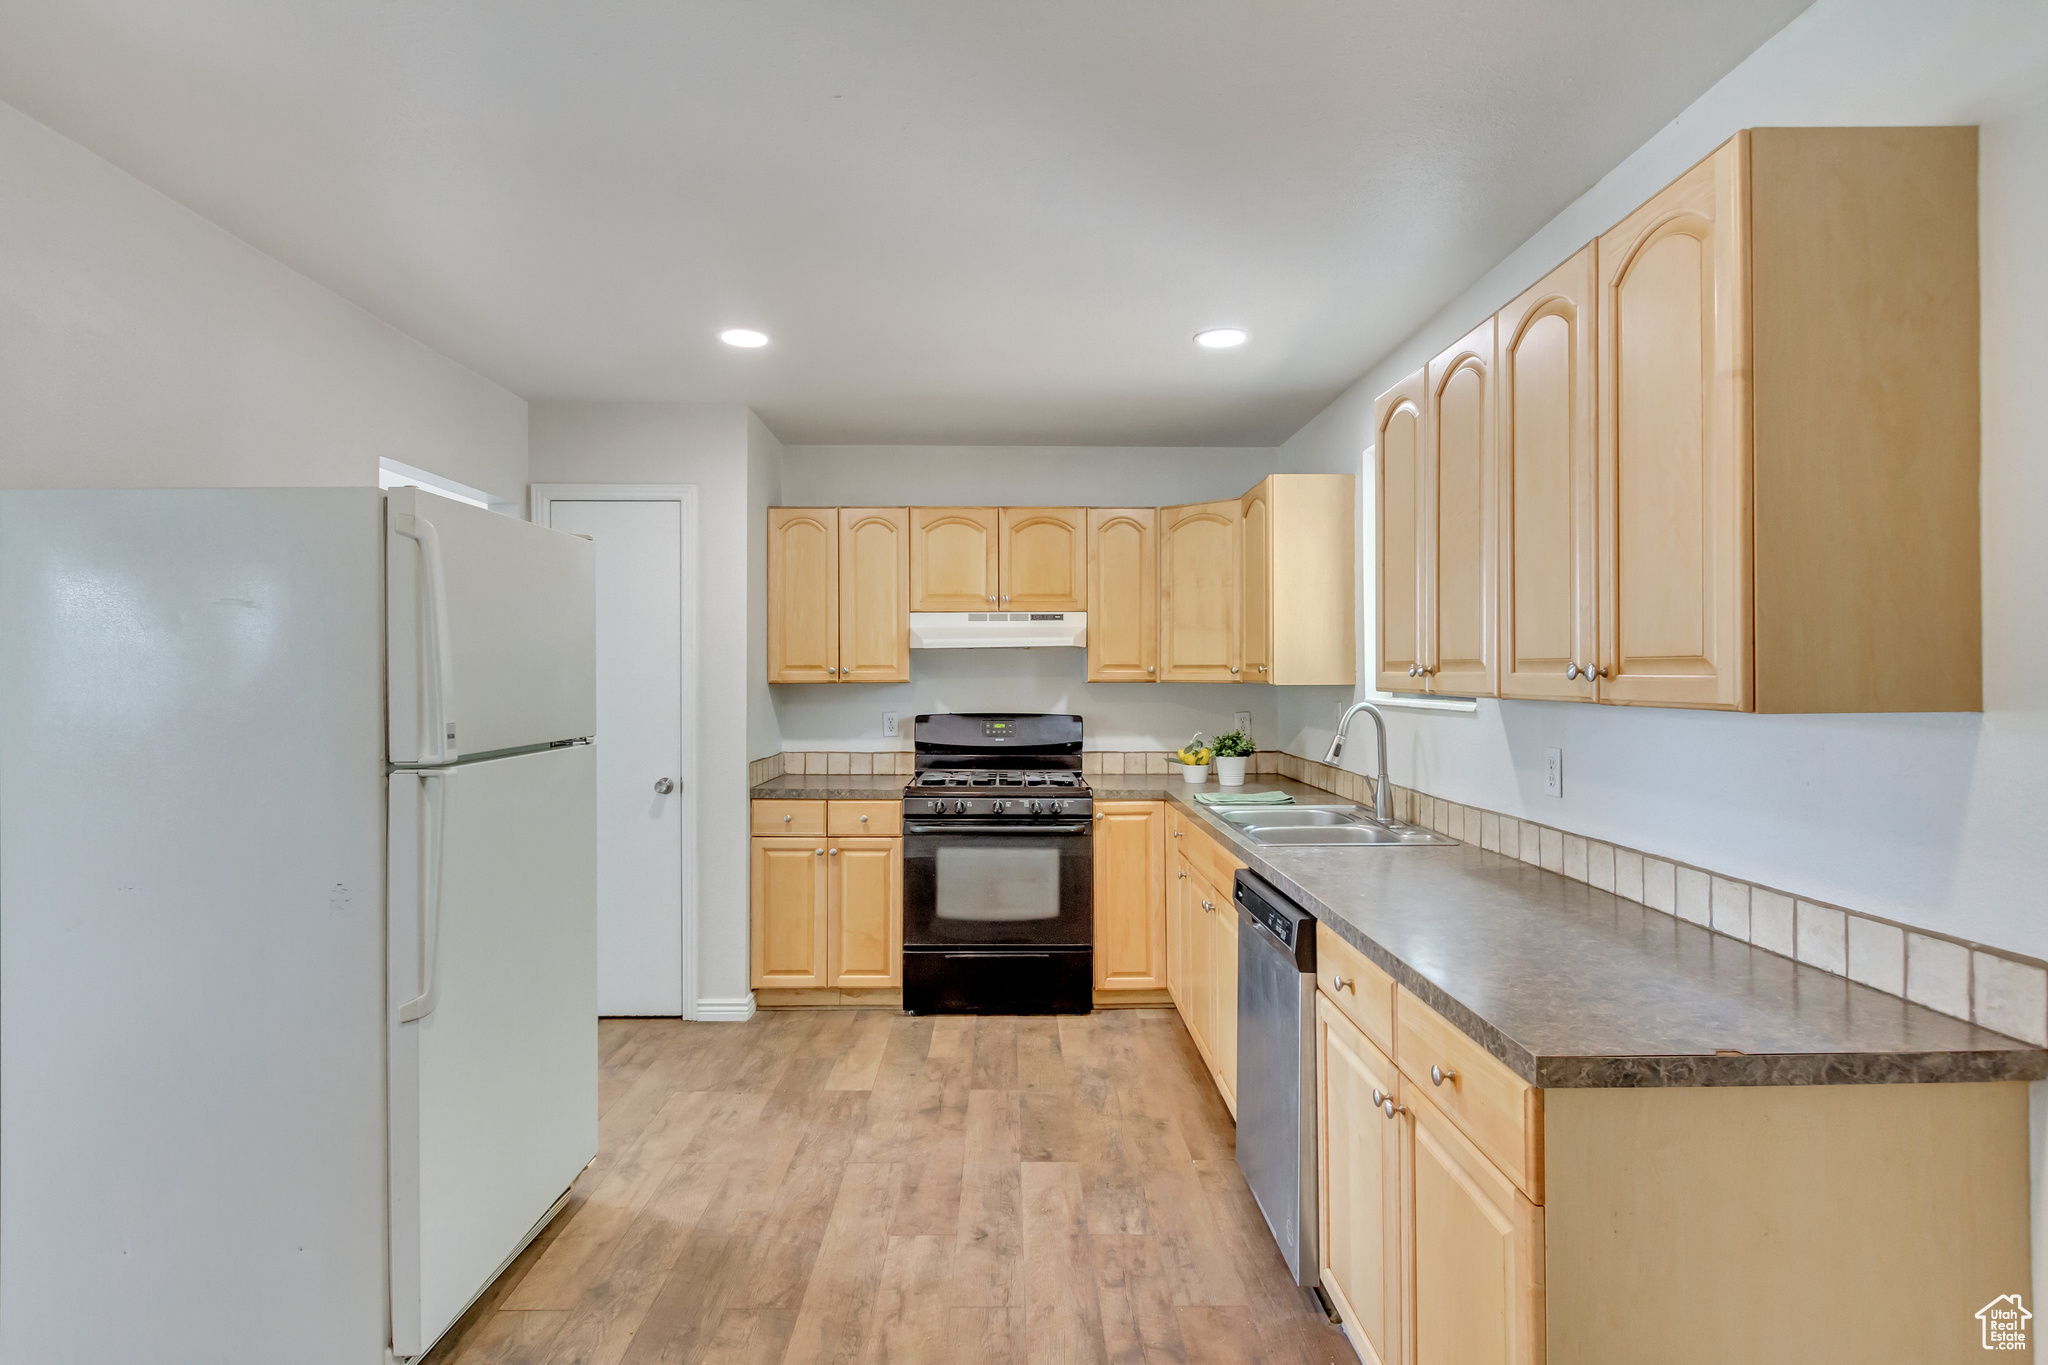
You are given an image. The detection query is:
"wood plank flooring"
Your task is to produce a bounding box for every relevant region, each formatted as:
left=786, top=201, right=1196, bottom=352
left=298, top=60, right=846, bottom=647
left=426, top=1008, right=1353, bottom=1365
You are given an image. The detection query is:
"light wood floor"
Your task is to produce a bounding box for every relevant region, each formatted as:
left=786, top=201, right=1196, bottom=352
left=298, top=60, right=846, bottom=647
left=426, top=1008, right=1354, bottom=1365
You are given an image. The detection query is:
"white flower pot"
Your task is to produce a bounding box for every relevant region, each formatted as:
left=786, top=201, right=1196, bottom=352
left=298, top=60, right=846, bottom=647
left=1215, top=756, right=1249, bottom=786
left=1180, top=762, right=1209, bottom=783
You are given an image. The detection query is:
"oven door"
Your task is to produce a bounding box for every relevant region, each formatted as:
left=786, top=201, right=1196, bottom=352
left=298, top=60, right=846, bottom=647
left=903, top=821, right=1094, bottom=949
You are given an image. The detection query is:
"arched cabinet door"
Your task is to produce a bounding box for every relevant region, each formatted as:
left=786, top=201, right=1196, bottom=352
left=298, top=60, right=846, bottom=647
left=767, top=508, right=838, bottom=683
left=1375, top=369, right=1428, bottom=693
left=1498, top=247, right=1598, bottom=702
left=1427, top=318, right=1498, bottom=698
left=1087, top=509, right=1158, bottom=682
left=1158, top=499, right=1242, bottom=683
left=910, top=507, right=999, bottom=610
left=999, top=507, right=1086, bottom=610
left=837, top=507, right=909, bottom=683
left=1240, top=480, right=1272, bottom=682
left=1595, top=133, right=1751, bottom=711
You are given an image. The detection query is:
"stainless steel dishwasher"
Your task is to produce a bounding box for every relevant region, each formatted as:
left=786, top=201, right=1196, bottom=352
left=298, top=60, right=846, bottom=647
left=1233, top=867, right=1317, bottom=1287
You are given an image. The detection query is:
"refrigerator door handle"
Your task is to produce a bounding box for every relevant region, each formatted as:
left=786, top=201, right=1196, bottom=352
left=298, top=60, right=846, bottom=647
left=393, top=511, right=458, bottom=764
left=398, top=770, right=447, bottom=1023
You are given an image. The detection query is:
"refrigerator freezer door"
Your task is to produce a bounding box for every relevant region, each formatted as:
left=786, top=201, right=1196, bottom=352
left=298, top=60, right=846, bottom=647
left=389, top=745, right=599, bottom=1358
left=388, top=487, right=596, bottom=764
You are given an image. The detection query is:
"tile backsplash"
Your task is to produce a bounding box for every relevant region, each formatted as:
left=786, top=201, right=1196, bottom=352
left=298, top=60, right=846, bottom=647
left=747, top=745, right=2048, bottom=1048
left=1263, top=750, right=2048, bottom=1049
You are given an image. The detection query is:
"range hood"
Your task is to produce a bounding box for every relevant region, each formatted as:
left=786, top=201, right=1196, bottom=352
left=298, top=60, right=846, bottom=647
left=909, top=611, right=1087, bottom=649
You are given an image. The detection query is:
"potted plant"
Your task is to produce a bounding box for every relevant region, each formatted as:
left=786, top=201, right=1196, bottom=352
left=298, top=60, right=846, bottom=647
left=1212, top=729, right=1254, bottom=786
left=1175, top=733, right=1212, bottom=783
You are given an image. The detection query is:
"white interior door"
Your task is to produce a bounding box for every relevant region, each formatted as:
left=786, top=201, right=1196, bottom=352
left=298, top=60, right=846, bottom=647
left=544, top=496, right=693, bottom=1016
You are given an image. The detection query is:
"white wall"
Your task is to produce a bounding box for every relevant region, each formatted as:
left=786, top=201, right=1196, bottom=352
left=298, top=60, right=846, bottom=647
left=776, top=444, right=1283, bottom=750
left=1275, top=0, right=2048, bottom=966
left=529, top=402, right=758, bottom=1011
left=0, top=101, right=526, bottom=500
left=747, top=414, right=788, bottom=762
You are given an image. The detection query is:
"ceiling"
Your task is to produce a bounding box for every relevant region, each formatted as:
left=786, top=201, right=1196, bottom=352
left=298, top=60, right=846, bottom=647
left=0, top=1, right=1810, bottom=445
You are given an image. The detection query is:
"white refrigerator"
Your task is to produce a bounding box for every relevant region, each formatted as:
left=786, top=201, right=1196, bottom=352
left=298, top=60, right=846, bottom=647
left=0, top=487, right=600, bottom=1364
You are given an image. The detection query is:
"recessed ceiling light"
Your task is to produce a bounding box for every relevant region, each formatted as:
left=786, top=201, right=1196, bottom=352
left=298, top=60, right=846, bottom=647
left=1194, top=327, right=1248, bottom=349
left=720, top=328, right=770, bottom=348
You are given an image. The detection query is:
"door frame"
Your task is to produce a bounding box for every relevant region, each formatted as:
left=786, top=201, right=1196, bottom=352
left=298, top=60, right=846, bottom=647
left=530, top=484, right=703, bottom=1019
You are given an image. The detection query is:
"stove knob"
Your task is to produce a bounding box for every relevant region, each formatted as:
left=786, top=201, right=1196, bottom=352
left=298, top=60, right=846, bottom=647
left=1026, top=800, right=1042, bottom=815
left=954, top=799, right=968, bottom=815
left=991, top=800, right=1007, bottom=814
left=928, top=799, right=945, bottom=815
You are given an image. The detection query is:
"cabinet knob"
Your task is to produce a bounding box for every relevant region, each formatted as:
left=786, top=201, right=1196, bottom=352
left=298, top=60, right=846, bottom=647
left=1229, top=665, right=1239, bottom=675
left=1381, top=1097, right=1406, bottom=1120
left=1595, top=664, right=1610, bottom=679
left=814, top=848, right=825, bottom=856
left=859, top=814, right=869, bottom=823
left=828, top=848, right=838, bottom=856
left=1408, top=665, right=1419, bottom=677
left=1094, top=812, right=1104, bottom=821
left=1177, top=870, right=1186, bottom=880
left=1201, top=900, right=1214, bottom=912
left=1002, top=595, right=1011, bottom=603
left=1146, top=666, right=1155, bottom=674
left=783, top=813, right=793, bottom=824
left=1331, top=975, right=1353, bottom=993
left=988, top=596, right=996, bottom=603
left=827, top=665, right=838, bottom=676
left=1257, top=664, right=1268, bottom=674
left=1430, top=1064, right=1456, bottom=1087
left=1371, top=1086, right=1386, bottom=1108
left=1565, top=662, right=1581, bottom=680
left=1172, top=830, right=1182, bottom=838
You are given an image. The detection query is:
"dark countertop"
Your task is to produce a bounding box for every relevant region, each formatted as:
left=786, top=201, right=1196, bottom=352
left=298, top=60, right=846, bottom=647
left=751, top=773, right=909, bottom=799
left=753, top=770, right=2047, bottom=1088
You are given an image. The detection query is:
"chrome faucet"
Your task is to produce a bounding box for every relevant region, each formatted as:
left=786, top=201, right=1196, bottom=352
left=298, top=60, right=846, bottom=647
left=1326, top=700, right=1396, bottom=826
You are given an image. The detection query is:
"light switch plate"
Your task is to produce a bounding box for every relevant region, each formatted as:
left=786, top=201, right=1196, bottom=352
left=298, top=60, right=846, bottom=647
left=1233, top=710, right=1252, bottom=737
left=1543, top=748, right=1563, bottom=798
left=882, top=711, right=900, bottom=738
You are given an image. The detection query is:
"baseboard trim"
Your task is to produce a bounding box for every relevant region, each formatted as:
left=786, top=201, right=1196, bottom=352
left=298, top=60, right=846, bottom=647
left=694, top=994, right=758, bottom=1022
left=1093, top=988, right=1174, bottom=1008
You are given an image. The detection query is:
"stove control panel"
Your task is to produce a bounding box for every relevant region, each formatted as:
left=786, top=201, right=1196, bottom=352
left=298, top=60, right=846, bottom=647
left=907, top=795, right=1092, bottom=821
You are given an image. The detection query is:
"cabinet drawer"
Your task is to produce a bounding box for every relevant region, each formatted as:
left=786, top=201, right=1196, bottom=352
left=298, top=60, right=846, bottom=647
left=1316, top=924, right=1395, bottom=1055
left=752, top=800, right=827, bottom=836
left=1167, top=805, right=1244, bottom=894
left=1395, top=986, right=1543, bottom=1203
left=828, top=800, right=902, bottom=836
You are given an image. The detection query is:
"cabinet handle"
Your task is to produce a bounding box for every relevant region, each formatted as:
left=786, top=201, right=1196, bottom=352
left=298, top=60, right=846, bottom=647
left=827, top=666, right=838, bottom=676
left=1381, top=1097, right=1406, bottom=1120
left=1257, top=664, right=1268, bottom=674
left=1407, top=665, right=1419, bottom=677
left=1201, top=900, right=1214, bottom=912
left=1430, top=1064, right=1456, bottom=1087
left=828, top=848, right=838, bottom=856
left=1229, top=665, right=1239, bottom=675
left=1002, top=595, right=1011, bottom=603
left=783, top=814, right=793, bottom=824
left=988, top=596, right=996, bottom=603
left=1178, top=870, right=1187, bottom=880
left=1172, top=830, right=1182, bottom=839
left=859, top=814, right=869, bottom=823
left=1094, top=812, right=1104, bottom=821
left=1146, top=666, right=1155, bottom=674
left=1331, top=975, right=1353, bottom=993
left=1565, top=662, right=1581, bottom=680
left=814, top=848, right=825, bottom=856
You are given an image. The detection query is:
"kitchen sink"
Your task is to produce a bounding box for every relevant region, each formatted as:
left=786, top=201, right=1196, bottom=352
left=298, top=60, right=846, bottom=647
left=1214, top=804, right=1456, bottom=847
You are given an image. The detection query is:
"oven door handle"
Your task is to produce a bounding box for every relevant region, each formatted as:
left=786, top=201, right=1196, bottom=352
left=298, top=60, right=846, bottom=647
left=903, top=822, right=1092, bottom=837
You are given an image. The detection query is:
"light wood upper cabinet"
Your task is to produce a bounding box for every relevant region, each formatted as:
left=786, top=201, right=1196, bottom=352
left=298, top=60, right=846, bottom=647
left=1093, top=801, right=1165, bottom=991
left=837, top=507, right=910, bottom=683
left=1427, top=318, right=1498, bottom=697
left=1087, top=509, right=1157, bottom=682
left=1498, top=248, right=1598, bottom=703
left=1375, top=369, right=1428, bottom=693
left=767, top=509, right=839, bottom=683
left=910, top=507, right=999, bottom=610
left=1407, top=1091, right=1544, bottom=1365
left=827, top=836, right=902, bottom=989
left=1318, top=994, right=1403, bottom=1365
left=1240, top=481, right=1273, bottom=681
left=1596, top=137, right=1749, bottom=711
left=1241, top=474, right=1358, bottom=686
left=750, top=836, right=829, bottom=989
left=999, top=507, right=1086, bottom=609
left=1159, top=498, right=1242, bottom=682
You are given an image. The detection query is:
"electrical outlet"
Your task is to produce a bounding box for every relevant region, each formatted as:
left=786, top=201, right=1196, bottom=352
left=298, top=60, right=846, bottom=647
left=1543, top=748, right=1563, bottom=798
left=1233, top=710, right=1252, bottom=737
left=882, top=711, right=899, bottom=738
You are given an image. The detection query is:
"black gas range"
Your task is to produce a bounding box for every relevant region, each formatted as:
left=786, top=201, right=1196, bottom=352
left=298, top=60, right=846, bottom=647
left=900, top=714, right=1093, bottom=1015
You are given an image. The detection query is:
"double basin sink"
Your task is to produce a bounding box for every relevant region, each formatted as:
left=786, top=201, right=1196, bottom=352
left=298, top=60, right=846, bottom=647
left=1212, top=804, right=1457, bottom=847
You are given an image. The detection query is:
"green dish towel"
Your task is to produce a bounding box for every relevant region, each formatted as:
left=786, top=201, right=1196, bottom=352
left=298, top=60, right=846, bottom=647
left=1191, top=790, right=1296, bottom=807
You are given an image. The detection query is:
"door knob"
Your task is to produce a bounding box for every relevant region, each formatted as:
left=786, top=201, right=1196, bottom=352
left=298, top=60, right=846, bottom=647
left=654, top=778, right=675, bottom=795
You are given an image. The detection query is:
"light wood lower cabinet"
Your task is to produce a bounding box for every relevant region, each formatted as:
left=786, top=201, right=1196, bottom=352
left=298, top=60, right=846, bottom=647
left=826, top=837, right=902, bottom=989
left=1093, top=801, right=1166, bottom=991
left=750, top=837, right=829, bottom=989
left=1317, top=994, right=1403, bottom=1365
left=1408, top=1089, right=1545, bottom=1365
left=1316, top=977, right=2032, bottom=1365
left=752, top=801, right=902, bottom=993
left=1167, top=817, right=1241, bottom=1116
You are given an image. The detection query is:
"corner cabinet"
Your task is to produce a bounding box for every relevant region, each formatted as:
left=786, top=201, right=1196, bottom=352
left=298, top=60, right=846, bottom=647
left=767, top=507, right=909, bottom=684
left=1092, top=801, right=1165, bottom=991
left=1242, top=474, right=1357, bottom=686
left=1086, top=508, right=1157, bottom=682
left=1158, top=498, right=1242, bottom=682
